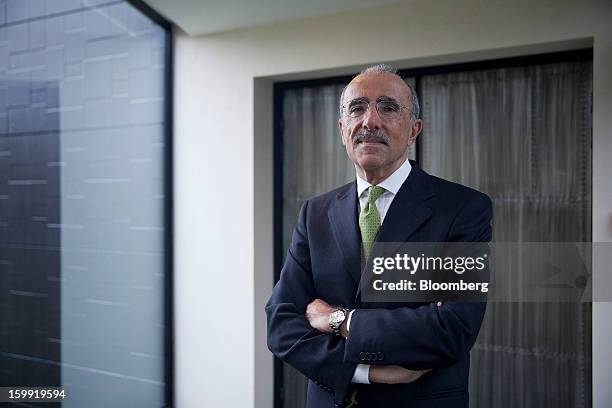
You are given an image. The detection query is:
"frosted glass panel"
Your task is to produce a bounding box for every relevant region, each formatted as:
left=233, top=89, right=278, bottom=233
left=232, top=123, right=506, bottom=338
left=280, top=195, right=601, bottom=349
left=0, top=1, right=169, bottom=406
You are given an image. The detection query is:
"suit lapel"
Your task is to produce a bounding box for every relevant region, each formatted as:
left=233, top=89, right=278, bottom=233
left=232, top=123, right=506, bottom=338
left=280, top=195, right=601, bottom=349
left=375, top=164, right=435, bottom=243
left=328, top=182, right=362, bottom=286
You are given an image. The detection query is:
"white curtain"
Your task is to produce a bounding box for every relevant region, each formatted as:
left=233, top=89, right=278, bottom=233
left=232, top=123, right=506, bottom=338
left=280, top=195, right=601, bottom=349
left=282, top=84, right=354, bottom=256
left=420, top=61, right=592, bottom=408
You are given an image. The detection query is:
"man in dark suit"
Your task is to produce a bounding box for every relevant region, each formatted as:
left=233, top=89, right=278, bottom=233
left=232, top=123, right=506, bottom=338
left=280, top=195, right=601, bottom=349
left=266, top=64, right=492, bottom=407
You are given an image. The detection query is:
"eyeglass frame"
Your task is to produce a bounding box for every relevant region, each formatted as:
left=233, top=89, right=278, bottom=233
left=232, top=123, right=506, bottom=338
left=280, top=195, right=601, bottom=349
left=340, top=96, right=412, bottom=121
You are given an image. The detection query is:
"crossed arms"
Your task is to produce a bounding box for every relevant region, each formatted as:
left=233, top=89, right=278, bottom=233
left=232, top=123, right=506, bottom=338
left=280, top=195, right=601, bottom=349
left=265, top=194, right=491, bottom=404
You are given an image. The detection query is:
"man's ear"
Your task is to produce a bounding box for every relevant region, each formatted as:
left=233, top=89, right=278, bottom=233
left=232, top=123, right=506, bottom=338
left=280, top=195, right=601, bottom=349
left=409, top=119, right=423, bottom=143
left=339, top=119, right=347, bottom=146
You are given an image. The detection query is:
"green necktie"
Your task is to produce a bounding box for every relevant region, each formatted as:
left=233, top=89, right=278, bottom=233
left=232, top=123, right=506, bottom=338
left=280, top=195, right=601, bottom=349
left=359, top=185, right=386, bottom=258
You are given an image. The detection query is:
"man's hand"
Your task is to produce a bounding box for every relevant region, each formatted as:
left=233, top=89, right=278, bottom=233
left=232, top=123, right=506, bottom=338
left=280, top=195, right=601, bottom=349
left=369, top=365, right=431, bottom=384
left=305, top=298, right=334, bottom=334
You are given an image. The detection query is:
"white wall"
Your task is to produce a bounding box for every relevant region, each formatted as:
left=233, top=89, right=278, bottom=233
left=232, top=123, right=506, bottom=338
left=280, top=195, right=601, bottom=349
left=173, top=0, right=612, bottom=406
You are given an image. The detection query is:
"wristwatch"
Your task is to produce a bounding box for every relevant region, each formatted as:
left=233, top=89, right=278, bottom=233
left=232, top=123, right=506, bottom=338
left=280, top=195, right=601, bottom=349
left=329, top=307, right=351, bottom=336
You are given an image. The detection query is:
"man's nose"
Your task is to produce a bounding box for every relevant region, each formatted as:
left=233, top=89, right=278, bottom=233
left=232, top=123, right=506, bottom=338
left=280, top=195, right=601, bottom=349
left=362, top=103, right=382, bottom=130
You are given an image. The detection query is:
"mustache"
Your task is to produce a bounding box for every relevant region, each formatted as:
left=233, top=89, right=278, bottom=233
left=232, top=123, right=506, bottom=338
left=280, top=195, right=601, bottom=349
left=353, top=129, right=390, bottom=145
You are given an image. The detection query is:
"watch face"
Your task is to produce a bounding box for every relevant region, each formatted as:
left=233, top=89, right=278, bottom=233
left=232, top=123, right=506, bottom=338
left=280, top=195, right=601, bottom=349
left=331, top=310, right=346, bottom=324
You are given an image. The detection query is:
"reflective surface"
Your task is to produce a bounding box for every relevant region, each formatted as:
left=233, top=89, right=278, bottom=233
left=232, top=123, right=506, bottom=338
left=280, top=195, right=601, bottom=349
left=0, top=1, right=169, bottom=406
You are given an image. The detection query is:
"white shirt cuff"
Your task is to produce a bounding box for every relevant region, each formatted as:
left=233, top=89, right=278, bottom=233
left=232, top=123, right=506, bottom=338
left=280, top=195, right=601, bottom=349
left=351, top=364, right=371, bottom=384
left=347, top=311, right=370, bottom=384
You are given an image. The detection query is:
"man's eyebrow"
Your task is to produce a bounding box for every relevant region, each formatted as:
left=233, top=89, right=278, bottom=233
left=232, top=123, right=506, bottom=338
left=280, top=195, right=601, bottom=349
left=376, top=96, right=400, bottom=103
left=346, top=97, right=369, bottom=106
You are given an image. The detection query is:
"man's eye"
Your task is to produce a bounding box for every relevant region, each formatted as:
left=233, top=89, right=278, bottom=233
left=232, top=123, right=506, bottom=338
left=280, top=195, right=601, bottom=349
left=379, top=102, right=400, bottom=113
left=350, top=105, right=367, bottom=114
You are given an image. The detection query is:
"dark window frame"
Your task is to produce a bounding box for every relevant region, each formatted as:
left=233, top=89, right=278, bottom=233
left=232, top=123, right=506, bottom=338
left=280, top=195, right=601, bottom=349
left=272, top=48, right=593, bottom=408
left=126, top=1, right=174, bottom=407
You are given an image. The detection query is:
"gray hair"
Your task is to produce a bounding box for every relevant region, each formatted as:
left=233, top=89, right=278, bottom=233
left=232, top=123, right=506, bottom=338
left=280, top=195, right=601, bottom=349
left=339, top=63, right=420, bottom=122
left=360, top=63, right=398, bottom=76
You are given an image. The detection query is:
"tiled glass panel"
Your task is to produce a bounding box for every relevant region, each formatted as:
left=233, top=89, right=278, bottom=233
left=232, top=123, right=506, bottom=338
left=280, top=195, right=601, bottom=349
left=0, top=1, right=169, bottom=406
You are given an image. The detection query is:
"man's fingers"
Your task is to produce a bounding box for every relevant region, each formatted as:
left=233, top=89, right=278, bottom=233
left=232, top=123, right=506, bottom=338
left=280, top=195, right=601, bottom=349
left=306, top=298, right=331, bottom=314
left=304, top=299, right=333, bottom=332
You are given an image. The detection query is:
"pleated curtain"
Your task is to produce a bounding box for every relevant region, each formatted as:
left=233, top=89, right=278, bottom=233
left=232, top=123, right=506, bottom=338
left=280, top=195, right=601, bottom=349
left=420, top=61, right=592, bottom=408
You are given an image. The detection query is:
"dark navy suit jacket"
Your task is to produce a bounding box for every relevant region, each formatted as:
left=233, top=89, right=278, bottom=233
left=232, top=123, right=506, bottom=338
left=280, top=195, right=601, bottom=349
left=266, top=161, right=492, bottom=407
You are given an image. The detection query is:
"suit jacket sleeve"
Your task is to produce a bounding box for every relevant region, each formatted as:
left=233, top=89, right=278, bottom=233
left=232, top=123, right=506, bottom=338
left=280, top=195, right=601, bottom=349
left=266, top=200, right=357, bottom=404
left=344, top=192, right=492, bottom=369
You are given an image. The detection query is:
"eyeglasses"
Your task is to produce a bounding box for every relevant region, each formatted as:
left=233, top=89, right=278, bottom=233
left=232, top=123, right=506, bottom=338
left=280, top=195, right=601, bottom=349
left=341, top=97, right=409, bottom=121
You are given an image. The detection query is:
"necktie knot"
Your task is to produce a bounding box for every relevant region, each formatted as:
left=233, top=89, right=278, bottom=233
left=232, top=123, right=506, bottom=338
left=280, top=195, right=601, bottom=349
left=360, top=185, right=385, bottom=258
left=368, top=185, right=385, bottom=204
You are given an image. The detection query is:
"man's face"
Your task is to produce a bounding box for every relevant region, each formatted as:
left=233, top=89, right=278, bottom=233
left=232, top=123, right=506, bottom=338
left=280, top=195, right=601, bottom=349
left=338, top=72, right=421, bottom=178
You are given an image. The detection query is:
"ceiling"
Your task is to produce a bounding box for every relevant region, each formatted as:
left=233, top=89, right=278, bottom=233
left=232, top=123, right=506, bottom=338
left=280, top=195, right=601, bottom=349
left=142, top=0, right=412, bottom=36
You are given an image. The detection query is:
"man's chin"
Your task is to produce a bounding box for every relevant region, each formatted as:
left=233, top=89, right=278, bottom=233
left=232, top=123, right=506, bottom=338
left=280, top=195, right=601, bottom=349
left=355, top=157, right=386, bottom=172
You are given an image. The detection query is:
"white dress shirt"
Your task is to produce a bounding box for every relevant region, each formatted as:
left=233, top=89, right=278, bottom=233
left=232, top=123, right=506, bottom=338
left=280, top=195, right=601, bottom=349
left=348, top=158, right=413, bottom=384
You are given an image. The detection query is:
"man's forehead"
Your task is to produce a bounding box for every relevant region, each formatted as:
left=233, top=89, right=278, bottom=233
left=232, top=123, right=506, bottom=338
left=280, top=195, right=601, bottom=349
left=343, top=72, right=411, bottom=103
